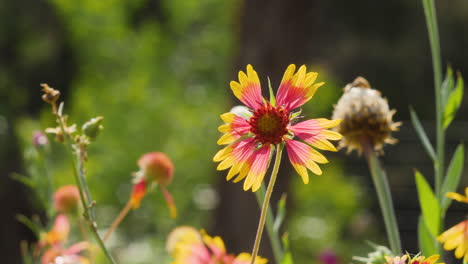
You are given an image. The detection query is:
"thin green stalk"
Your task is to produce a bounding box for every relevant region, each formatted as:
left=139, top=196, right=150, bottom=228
left=254, top=183, right=283, bottom=263
left=77, top=146, right=96, bottom=220
left=56, top=114, right=116, bottom=264
left=363, top=140, right=401, bottom=254
left=422, top=0, right=444, bottom=199
left=251, top=145, right=283, bottom=264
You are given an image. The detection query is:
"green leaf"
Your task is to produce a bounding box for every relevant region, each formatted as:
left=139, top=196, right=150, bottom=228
left=443, top=72, right=464, bottom=129
left=10, top=173, right=35, bottom=188
left=16, top=214, right=40, bottom=237
left=441, top=144, right=464, bottom=211
left=415, top=170, right=440, bottom=237
left=441, top=66, right=454, bottom=107
left=418, top=216, right=437, bottom=256
left=274, top=193, right=287, bottom=232
left=409, top=107, right=436, bottom=161
left=280, top=233, right=294, bottom=264
left=268, top=77, right=276, bottom=106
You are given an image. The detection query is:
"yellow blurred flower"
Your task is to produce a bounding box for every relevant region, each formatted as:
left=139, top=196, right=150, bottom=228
left=438, top=219, right=468, bottom=260
left=167, top=226, right=268, bottom=264
left=446, top=187, right=468, bottom=204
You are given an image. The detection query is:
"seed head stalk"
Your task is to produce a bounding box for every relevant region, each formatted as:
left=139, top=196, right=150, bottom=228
left=361, top=136, right=401, bottom=254
left=251, top=144, right=283, bottom=264
left=55, top=106, right=116, bottom=264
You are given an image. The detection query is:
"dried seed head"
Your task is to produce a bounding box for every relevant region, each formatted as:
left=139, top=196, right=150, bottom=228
left=40, top=83, right=60, bottom=105
left=332, top=77, right=401, bottom=155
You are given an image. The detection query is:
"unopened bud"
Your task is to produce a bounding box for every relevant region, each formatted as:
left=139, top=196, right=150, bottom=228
left=40, top=83, right=60, bottom=105
left=53, top=185, right=80, bottom=214
left=137, top=152, right=174, bottom=186
left=82, top=116, right=104, bottom=141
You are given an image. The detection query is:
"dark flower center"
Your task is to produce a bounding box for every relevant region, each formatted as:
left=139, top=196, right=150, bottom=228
left=249, top=103, right=289, bottom=145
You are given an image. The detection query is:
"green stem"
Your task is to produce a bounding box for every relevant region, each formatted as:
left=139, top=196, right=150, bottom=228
left=56, top=114, right=116, bottom=263
left=254, top=184, right=283, bottom=263
left=363, top=139, right=401, bottom=254
left=422, top=0, right=444, bottom=199
left=251, top=145, right=283, bottom=264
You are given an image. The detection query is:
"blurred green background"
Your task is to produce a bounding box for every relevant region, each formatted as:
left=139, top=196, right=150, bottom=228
left=1, top=0, right=468, bottom=263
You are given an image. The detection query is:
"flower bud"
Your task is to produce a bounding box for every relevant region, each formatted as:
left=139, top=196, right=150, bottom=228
left=82, top=116, right=104, bottom=141
left=137, top=152, right=174, bottom=186
left=332, top=77, right=401, bottom=155
left=53, top=185, right=80, bottom=214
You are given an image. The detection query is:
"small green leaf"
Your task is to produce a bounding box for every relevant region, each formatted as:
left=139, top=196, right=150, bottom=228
left=409, top=107, right=436, bottom=161
left=415, top=170, right=440, bottom=237
left=280, top=233, right=294, bottom=264
left=441, top=144, right=464, bottom=211
left=274, top=193, right=287, bottom=232
left=441, top=66, right=454, bottom=107
left=268, top=77, right=276, bottom=106
left=10, top=173, right=35, bottom=188
left=443, top=72, right=464, bottom=129
left=418, top=216, right=437, bottom=256
left=16, top=214, right=40, bottom=237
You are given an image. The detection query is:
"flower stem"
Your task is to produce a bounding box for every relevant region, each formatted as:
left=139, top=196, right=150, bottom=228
left=422, top=0, right=444, bottom=200
left=254, top=184, right=283, bottom=263
left=251, top=144, right=283, bottom=264
left=56, top=113, right=116, bottom=263
left=362, top=138, right=402, bottom=254
left=104, top=200, right=133, bottom=242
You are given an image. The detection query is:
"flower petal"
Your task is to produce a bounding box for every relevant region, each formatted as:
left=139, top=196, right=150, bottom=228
left=230, top=65, right=263, bottom=110
left=243, top=145, right=272, bottom=192
left=290, top=119, right=341, bottom=151
left=276, top=64, right=324, bottom=111
left=285, top=139, right=328, bottom=184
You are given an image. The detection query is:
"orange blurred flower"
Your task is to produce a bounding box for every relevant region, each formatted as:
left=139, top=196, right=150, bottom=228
left=53, top=185, right=80, bottom=214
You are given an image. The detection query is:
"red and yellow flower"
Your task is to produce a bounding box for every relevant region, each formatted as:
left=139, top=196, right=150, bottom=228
left=385, top=254, right=443, bottom=264
left=214, top=64, right=341, bottom=191
left=167, top=226, right=267, bottom=264
left=445, top=187, right=468, bottom=204
left=438, top=188, right=468, bottom=261
left=39, top=215, right=90, bottom=264
left=130, top=152, right=177, bottom=218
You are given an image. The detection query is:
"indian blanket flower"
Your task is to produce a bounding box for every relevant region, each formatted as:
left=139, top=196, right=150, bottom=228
left=407, top=254, right=443, bottom=264
left=438, top=188, right=468, bottom=260
left=41, top=241, right=90, bottom=264
left=38, top=215, right=90, bottom=264
left=53, top=185, right=80, bottom=214
left=214, top=64, right=342, bottom=191
left=445, top=186, right=468, bottom=204
left=332, top=76, right=401, bottom=155
left=40, top=215, right=70, bottom=247
left=104, top=152, right=177, bottom=242
left=131, top=152, right=177, bottom=217
left=166, top=226, right=267, bottom=264
left=384, top=254, right=442, bottom=264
